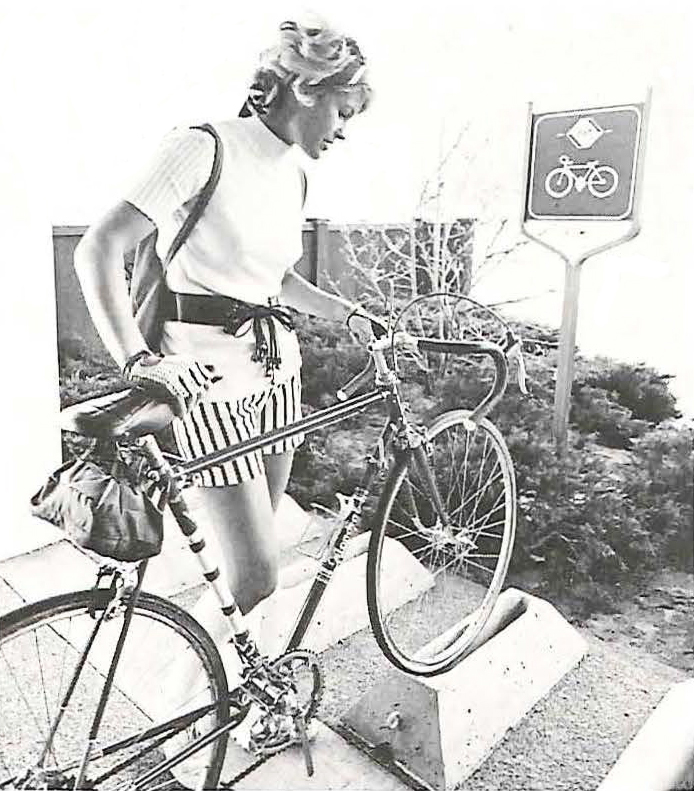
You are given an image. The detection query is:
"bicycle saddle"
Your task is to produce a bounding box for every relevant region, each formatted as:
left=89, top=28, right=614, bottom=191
left=60, top=388, right=176, bottom=439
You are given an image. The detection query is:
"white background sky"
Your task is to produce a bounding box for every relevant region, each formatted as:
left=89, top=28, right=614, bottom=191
left=1, top=1, right=692, bottom=523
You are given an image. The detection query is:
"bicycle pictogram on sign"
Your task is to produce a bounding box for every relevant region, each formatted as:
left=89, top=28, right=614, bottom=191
left=544, top=155, right=619, bottom=199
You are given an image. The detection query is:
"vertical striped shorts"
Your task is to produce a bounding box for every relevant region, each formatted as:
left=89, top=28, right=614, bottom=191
left=172, top=374, right=304, bottom=487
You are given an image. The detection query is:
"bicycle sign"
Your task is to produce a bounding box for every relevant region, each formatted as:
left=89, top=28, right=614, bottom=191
left=545, top=155, right=618, bottom=199
left=525, top=104, right=644, bottom=219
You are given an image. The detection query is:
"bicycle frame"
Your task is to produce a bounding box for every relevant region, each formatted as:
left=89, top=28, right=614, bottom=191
left=139, top=334, right=509, bottom=661
left=32, top=332, right=510, bottom=788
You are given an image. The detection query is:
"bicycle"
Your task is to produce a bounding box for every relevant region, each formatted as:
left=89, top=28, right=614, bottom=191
left=0, top=294, right=526, bottom=790
left=544, top=154, right=619, bottom=199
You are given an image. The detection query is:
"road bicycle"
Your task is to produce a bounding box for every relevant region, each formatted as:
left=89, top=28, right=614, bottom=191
left=544, top=154, right=619, bottom=199
left=0, top=294, right=526, bottom=790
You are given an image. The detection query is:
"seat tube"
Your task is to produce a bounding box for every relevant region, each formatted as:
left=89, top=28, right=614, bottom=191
left=137, top=437, right=261, bottom=665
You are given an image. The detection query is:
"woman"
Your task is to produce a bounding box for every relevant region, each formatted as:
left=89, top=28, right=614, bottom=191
left=74, top=15, right=374, bottom=753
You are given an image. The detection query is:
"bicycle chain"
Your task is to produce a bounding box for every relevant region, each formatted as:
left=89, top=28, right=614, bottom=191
left=221, top=649, right=323, bottom=789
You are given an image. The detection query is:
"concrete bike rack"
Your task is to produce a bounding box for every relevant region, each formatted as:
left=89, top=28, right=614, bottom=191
left=597, top=678, right=694, bottom=791
left=340, top=588, right=588, bottom=791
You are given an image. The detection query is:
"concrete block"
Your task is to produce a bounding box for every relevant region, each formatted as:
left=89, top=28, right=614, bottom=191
left=341, top=588, right=588, bottom=791
left=224, top=721, right=410, bottom=790
left=598, top=678, right=694, bottom=791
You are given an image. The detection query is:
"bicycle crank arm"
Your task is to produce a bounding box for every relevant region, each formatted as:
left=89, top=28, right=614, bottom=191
left=294, top=715, right=314, bottom=777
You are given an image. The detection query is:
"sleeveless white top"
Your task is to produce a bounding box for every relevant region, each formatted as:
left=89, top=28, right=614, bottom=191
left=125, top=115, right=305, bottom=400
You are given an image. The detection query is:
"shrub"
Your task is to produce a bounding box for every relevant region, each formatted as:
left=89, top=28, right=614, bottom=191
left=294, top=314, right=366, bottom=409
left=624, top=424, right=694, bottom=571
left=570, top=384, right=649, bottom=448
left=575, top=358, right=681, bottom=424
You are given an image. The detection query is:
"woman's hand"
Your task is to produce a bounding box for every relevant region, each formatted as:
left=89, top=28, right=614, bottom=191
left=347, top=310, right=387, bottom=345
left=124, top=353, right=220, bottom=417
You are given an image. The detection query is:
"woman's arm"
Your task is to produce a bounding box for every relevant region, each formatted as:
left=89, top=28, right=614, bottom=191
left=73, top=200, right=155, bottom=369
left=280, top=268, right=355, bottom=322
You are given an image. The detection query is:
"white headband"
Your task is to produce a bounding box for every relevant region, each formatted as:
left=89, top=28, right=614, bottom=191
left=307, top=62, right=367, bottom=87
left=347, top=64, right=367, bottom=85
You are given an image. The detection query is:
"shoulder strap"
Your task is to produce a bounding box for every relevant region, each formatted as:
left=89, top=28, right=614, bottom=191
left=163, top=123, right=224, bottom=267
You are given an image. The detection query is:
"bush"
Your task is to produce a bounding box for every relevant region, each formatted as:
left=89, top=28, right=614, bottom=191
left=570, top=384, right=649, bottom=448
left=624, top=424, right=694, bottom=571
left=574, top=358, right=681, bottom=424
left=294, top=314, right=366, bottom=409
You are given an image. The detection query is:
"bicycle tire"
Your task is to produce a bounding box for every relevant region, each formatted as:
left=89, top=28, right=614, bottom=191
left=0, top=588, right=230, bottom=790
left=367, top=409, right=516, bottom=676
left=587, top=165, right=618, bottom=198
left=544, top=168, right=572, bottom=199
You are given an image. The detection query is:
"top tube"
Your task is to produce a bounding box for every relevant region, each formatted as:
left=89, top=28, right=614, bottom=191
left=175, top=388, right=389, bottom=479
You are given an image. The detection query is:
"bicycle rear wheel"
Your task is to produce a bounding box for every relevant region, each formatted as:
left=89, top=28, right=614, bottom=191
left=0, top=588, right=231, bottom=790
left=367, top=409, right=516, bottom=676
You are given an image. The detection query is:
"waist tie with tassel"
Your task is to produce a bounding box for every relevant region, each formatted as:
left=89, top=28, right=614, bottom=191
left=169, top=292, right=295, bottom=377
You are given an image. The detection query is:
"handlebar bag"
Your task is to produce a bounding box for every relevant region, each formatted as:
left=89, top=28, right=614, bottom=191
left=30, top=446, right=165, bottom=562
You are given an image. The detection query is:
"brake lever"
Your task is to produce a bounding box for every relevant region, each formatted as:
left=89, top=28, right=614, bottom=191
left=504, top=334, right=529, bottom=394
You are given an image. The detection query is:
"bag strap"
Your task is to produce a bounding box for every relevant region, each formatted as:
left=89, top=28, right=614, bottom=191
left=163, top=123, right=224, bottom=267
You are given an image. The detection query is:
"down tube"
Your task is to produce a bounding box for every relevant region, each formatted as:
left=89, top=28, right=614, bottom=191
left=284, top=419, right=396, bottom=652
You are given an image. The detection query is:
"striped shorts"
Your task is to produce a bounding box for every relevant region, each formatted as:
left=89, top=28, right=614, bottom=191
left=172, top=374, right=304, bottom=487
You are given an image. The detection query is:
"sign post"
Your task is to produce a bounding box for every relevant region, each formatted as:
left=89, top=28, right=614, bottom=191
left=521, top=92, right=651, bottom=454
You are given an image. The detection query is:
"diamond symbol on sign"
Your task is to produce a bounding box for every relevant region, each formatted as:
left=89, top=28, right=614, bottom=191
left=562, top=117, right=610, bottom=149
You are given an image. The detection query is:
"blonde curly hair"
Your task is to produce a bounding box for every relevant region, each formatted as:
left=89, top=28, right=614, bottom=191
left=240, top=15, right=371, bottom=117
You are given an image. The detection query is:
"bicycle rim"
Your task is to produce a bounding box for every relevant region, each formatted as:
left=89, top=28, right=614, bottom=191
left=367, top=410, right=516, bottom=676
left=0, top=589, right=229, bottom=790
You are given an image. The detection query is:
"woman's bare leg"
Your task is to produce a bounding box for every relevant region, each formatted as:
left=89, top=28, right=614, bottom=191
left=263, top=450, right=295, bottom=512
left=185, top=452, right=296, bottom=668
left=184, top=479, right=278, bottom=615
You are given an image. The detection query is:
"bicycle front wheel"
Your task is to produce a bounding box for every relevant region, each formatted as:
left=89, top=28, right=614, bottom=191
left=367, top=410, right=516, bottom=676
left=0, top=589, right=230, bottom=790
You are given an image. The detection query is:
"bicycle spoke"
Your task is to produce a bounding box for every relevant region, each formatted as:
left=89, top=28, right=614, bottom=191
left=1, top=645, right=51, bottom=750
left=459, top=556, right=496, bottom=577
left=451, top=466, right=504, bottom=521
left=34, top=630, right=53, bottom=738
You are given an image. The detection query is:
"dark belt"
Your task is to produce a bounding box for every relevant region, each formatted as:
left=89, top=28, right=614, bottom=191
left=168, top=292, right=295, bottom=376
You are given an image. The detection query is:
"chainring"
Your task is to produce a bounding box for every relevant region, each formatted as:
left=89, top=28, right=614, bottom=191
left=223, top=650, right=323, bottom=787
left=268, top=648, right=323, bottom=724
